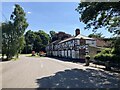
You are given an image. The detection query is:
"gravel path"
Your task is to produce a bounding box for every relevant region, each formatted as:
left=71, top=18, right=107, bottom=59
left=1, top=55, right=120, bottom=88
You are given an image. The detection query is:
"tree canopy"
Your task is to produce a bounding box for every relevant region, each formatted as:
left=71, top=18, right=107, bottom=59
left=22, top=30, right=72, bottom=53
left=88, top=33, right=104, bottom=38
left=77, top=2, right=120, bottom=64
left=22, top=30, right=50, bottom=53
left=49, top=31, right=56, bottom=42
left=51, top=31, right=71, bottom=42
left=0, top=24, right=2, bottom=53
left=76, top=2, right=120, bottom=34
left=2, top=4, right=28, bottom=60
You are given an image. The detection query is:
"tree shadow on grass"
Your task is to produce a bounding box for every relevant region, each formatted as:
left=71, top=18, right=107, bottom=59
left=36, top=68, right=120, bottom=88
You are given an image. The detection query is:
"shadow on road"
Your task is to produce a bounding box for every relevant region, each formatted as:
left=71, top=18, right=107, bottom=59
left=36, top=68, right=120, bottom=88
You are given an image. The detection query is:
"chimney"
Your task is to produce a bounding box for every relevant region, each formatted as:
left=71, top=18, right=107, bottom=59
left=75, top=28, right=80, bottom=36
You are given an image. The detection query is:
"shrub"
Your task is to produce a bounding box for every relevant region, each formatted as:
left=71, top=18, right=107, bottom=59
left=94, top=48, right=120, bottom=64
left=94, top=48, right=111, bottom=61
left=94, top=53, right=113, bottom=62
left=111, top=55, right=120, bottom=63
left=100, top=48, right=111, bottom=54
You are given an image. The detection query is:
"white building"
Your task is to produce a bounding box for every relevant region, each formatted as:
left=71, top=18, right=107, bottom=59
left=46, top=29, right=101, bottom=60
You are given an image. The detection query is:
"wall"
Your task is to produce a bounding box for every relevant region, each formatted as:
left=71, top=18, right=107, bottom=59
left=88, top=46, right=102, bottom=60
left=86, top=40, right=96, bottom=47
left=46, top=38, right=100, bottom=60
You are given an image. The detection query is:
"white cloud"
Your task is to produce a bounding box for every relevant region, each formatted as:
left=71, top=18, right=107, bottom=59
left=27, top=12, right=31, bottom=14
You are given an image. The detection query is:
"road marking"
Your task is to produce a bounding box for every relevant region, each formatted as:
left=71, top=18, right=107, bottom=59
left=41, top=63, right=43, bottom=68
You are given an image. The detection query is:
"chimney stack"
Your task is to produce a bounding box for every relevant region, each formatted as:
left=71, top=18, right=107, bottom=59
left=75, top=28, right=80, bottom=36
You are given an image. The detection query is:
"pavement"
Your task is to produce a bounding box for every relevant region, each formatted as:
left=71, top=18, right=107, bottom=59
left=1, top=55, right=120, bottom=88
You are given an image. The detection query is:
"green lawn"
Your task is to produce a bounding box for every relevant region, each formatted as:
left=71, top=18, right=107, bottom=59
left=21, top=54, right=31, bottom=56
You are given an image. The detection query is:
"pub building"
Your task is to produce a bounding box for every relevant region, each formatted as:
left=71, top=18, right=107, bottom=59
left=46, top=29, right=101, bottom=60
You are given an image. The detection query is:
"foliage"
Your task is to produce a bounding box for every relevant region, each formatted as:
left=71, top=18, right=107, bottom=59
left=112, top=37, right=120, bottom=55
left=0, top=24, right=1, bottom=53
left=22, top=30, right=50, bottom=53
left=77, top=2, right=120, bottom=64
left=88, top=33, right=104, bottom=38
left=94, top=53, right=113, bottom=62
left=2, top=22, right=14, bottom=59
left=22, top=30, right=71, bottom=53
left=49, top=31, right=56, bottom=42
left=2, top=4, right=28, bottom=60
left=94, top=48, right=120, bottom=63
left=94, top=48, right=111, bottom=61
left=76, top=2, right=120, bottom=34
left=52, top=32, right=71, bottom=42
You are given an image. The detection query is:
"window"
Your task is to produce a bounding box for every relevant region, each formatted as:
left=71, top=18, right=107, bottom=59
left=92, top=41, right=94, bottom=44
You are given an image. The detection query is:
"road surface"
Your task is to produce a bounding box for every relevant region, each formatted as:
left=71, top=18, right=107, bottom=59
left=1, top=55, right=120, bottom=88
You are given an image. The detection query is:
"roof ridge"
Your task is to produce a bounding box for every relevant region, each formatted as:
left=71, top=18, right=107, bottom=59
left=75, top=34, right=94, bottom=40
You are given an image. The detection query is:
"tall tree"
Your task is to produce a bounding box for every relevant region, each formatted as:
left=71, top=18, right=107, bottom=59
left=76, top=2, right=120, bottom=59
left=22, top=30, right=50, bottom=53
left=37, top=30, right=50, bottom=46
left=23, top=30, right=35, bottom=53
left=49, top=31, right=56, bottom=42
left=2, top=22, right=13, bottom=59
left=2, top=4, right=28, bottom=60
left=33, top=30, right=49, bottom=52
left=76, top=2, right=120, bottom=34
left=0, top=24, right=2, bottom=53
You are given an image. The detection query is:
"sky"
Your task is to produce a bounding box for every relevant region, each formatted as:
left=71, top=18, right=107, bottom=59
left=1, top=2, right=113, bottom=37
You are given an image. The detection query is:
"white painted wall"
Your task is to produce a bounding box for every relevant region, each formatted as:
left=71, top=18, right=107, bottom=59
left=72, top=50, right=75, bottom=59
left=86, top=40, right=96, bottom=46
left=65, top=50, right=67, bottom=57
left=62, top=51, right=64, bottom=57
left=55, top=51, right=57, bottom=56
left=68, top=50, right=71, bottom=58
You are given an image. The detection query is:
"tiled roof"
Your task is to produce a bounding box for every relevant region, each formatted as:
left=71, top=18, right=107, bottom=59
left=50, top=40, right=61, bottom=44
left=58, top=36, right=74, bottom=44
left=50, top=34, right=94, bottom=44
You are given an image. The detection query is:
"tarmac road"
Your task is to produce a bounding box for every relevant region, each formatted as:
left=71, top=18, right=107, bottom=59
left=1, top=55, right=120, bottom=88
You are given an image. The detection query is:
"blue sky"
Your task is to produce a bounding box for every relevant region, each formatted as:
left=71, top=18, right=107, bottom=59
left=2, top=2, right=113, bottom=37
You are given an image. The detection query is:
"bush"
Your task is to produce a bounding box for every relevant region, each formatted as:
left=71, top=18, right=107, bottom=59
left=94, top=48, right=120, bottom=64
left=94, top=53, right=113, bottom=62
left=94, top=48, right=111, bottom=61
left=111, top=55, right=120, bottom=63
left=100, top=48, right=111, bottom=54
